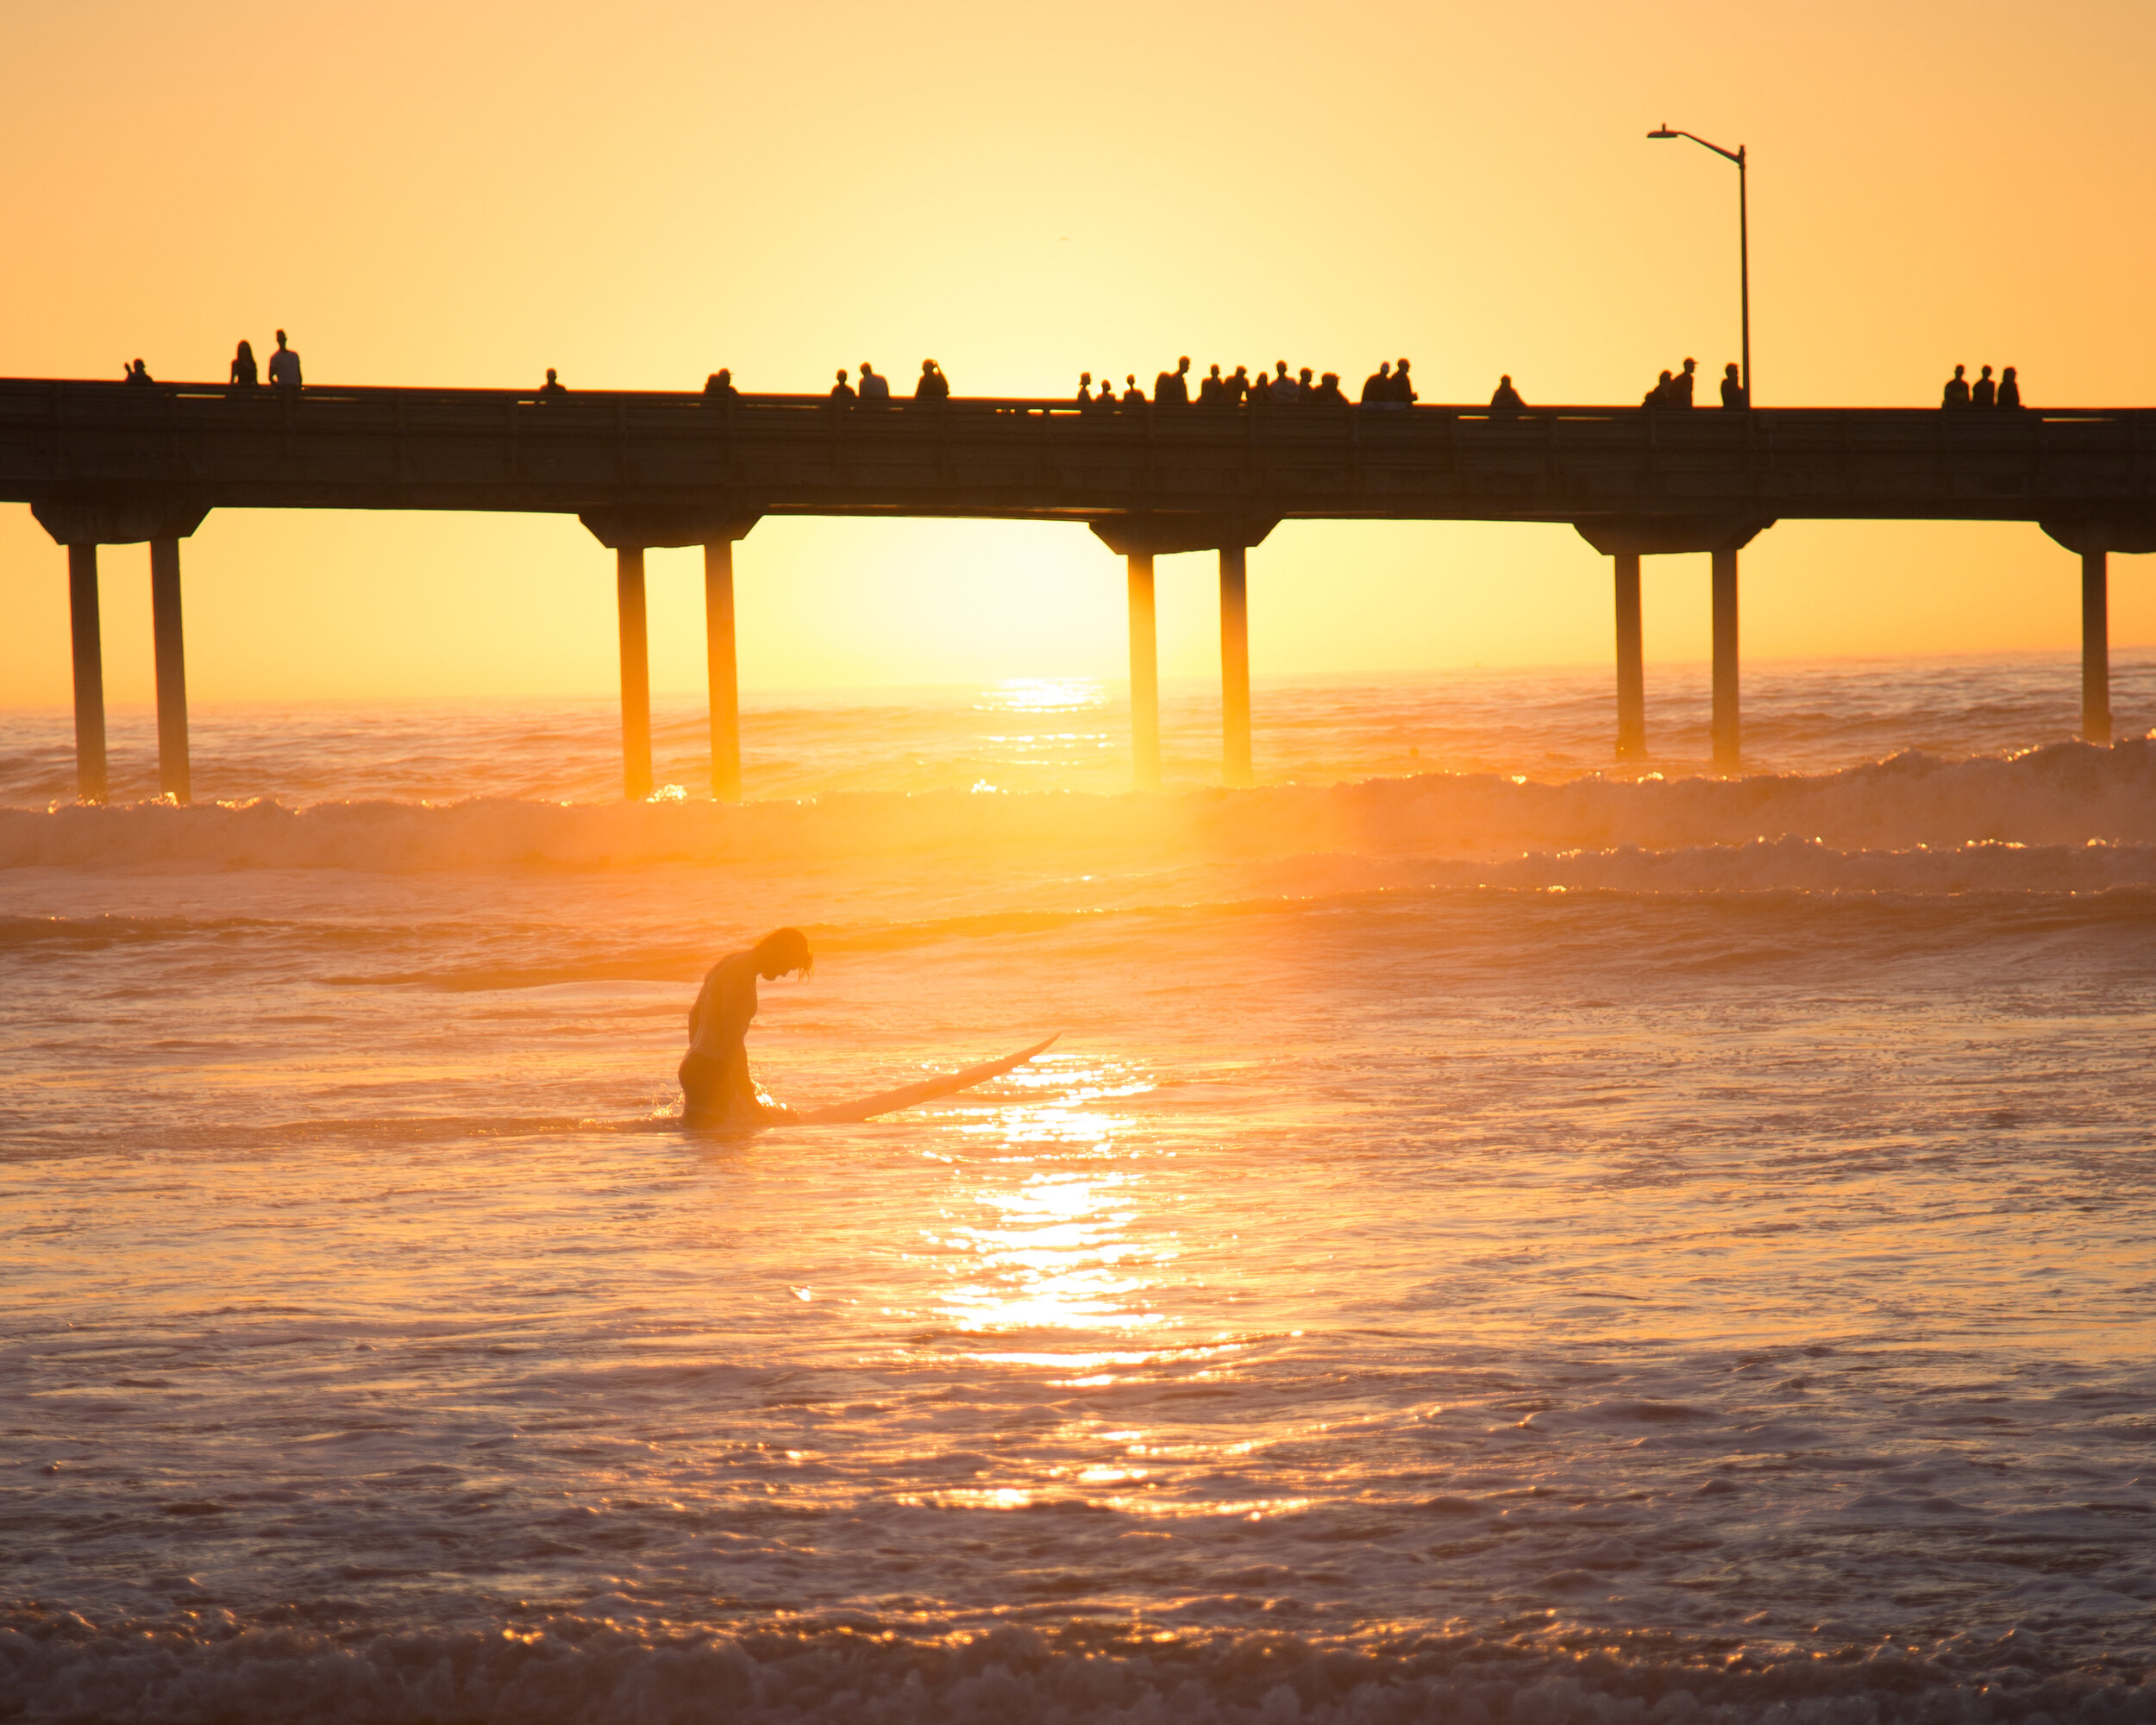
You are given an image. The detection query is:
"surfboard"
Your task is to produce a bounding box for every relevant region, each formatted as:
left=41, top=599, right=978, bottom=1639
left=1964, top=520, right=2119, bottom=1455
left=780, top=1034, right=1058, bottom=1126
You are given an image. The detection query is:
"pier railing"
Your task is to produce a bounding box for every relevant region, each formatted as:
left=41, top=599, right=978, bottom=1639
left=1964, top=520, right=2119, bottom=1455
left=4, top=379, right=2152, bottom=525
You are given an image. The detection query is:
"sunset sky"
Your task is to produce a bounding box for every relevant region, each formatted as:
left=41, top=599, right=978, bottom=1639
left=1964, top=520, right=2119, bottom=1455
left=3, top=0, right=2153, bottom=706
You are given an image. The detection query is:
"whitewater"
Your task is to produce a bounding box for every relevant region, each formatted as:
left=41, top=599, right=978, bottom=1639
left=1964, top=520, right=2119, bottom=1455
left=6, top=655, right=2156, bottom=1724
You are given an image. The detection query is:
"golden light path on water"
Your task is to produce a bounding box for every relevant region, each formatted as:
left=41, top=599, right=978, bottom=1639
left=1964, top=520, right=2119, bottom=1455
left=878, top=1058, right=1317, bottom=1522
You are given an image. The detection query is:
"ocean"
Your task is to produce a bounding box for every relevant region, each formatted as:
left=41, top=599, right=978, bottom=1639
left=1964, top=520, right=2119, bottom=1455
left=5, top=654, right=2156, bottom=1724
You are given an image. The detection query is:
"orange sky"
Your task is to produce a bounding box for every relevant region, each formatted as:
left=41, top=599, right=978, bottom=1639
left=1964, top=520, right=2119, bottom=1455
left=3, top=0, right=2154, bottom=705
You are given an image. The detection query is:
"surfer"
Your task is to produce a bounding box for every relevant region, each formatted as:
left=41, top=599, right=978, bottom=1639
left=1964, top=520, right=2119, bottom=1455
left=679, top=927, right=812, bottom=1129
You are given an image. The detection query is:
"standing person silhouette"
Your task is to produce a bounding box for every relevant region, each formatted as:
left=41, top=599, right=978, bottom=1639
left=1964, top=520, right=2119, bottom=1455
left=830, top=368, right=856, bottom=403
left=857, top=362, right=890, bottom=405
left=1941, top=365, right=1971, bottom=409
left=1122, top=373, right=1145, bottom=405
left=1489, top=374, right=1526, bottom=411
left=1971, top=365, right=1996, bottom=409
left=1719, top=362, right=1746, bottom=409
left=229, top=341, right=259, bottom=386
left=1391, top=357, right=1417, bottom=405
left=679, top=929, right=813, bottom=1129
left=1359, top=361, right=1391, bottom=405
left=1996, top=367, right=2022, bottom=410
left=1667, top=357, right=1697, bottom=407
left=1154, top=356, right=1192, bottom=405
left=914, top=359, right=950, bottom=399
left=267, top=329, right=301, bottom=388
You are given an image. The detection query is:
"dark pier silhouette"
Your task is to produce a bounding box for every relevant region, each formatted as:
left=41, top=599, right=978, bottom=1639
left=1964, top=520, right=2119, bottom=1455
left=5, top=377, right=2153, bottom=800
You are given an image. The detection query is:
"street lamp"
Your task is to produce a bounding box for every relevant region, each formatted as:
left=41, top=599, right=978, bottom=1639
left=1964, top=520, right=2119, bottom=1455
left=1648, top=125, right=1749, bottom=405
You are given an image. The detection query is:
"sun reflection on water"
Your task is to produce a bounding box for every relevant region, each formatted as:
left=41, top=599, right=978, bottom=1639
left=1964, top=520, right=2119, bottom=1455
left=875, top=1051, right=1310, bottom=1521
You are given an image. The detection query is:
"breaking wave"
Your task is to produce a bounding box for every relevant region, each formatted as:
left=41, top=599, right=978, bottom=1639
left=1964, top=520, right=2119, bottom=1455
left=6, top=743, right=2156, bottom=892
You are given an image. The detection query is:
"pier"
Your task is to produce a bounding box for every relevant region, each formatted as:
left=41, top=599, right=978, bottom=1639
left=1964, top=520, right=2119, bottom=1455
left=4, top=377, right=2153, bottom=800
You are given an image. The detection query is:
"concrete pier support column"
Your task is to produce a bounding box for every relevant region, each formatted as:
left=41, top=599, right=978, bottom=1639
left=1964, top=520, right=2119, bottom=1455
left=1613, top=551, right=1645, bottom=761
left=1219, top=545, right=1251, bottom=787
left=1126, top=552, right=1160, bottom=788
left=704, top=539, right=741, bottom=800
left=1710, top=546, right=1740, bottom=772
left=2082, top=549, right=2111, bottom=745
left=67, top=544, right=107, bottom=804
left=617, top=547, right=652, bottom=800
left=149, top=537, right=191, bottom=803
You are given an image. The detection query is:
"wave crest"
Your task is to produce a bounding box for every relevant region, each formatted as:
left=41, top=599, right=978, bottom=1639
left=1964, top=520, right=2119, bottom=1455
left=7, top=743, right=2156, bottom=886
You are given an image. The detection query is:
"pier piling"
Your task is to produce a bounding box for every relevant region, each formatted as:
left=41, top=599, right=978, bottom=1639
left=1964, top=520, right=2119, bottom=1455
left=1219, top=546, right=1251, bottom=787
left=704, top=540, right=741, bottom=800
left=67, top=544, right=107, bottom=804
left=2082, top=549, right=2110, bottom=745
left=1710, top=547, right=1740, bottom=772
left=617, top=548, right=651, bottom=800
left=149, top=537, right=191, bottom=803
left=1126, top=553, right=1160, bottom=788
left=1613, top=551, right=1645, bottom=760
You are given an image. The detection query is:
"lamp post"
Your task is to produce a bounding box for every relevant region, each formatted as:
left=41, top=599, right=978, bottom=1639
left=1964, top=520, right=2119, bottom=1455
left=1648, top=125, right=1748, bottom=404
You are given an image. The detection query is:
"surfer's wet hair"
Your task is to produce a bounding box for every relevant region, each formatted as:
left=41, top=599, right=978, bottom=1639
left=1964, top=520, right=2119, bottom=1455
left=753, top=926, right=813, bottom=977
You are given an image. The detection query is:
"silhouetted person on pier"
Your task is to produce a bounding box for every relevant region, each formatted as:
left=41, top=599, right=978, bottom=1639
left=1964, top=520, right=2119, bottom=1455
left=704, top=368, right=739, bottom=401
left=1155, top=356, right=1192, bottom=405
left=1098, top=376, right=1117, bottom=407
left=123, top=358, right=154, bottom=386
left=1076, top=371, right=1099, bottom=408
left=858, top=363, right=890, bottom=405
left=1313, top=372, right=1347, bottom=405
left=915, top=359, right=950, bottom=400
left=229, top=341, right=258, bottom=387
left=1720, top=363, right=1746, bottom=410
left=1667, top=357, right=1697, bottom=407
left=1971, top=364, right=1996, bottom=409
left=1360, top=361, right=1392, bottom=405
left=1392, top=358, right=1417, bottom=405
left=1297, top=367, right=1315, bottom=401
left=1270, top=361, right=1299, bottom=405
left=1941, top=365, right=1970, bottom=409
left=680, top=927, right=814, bottom=1129
left=538, top=367, right=567, bottom=400
left=267, top=329, right=301, bottom=388
left=1247, top=367, right=1271, bottom=405
left=1123, top=374, right=1145, bottom=405
left=1489, top=374, right=1525, bottom=411
left=1997, top=367, right=2021, bottom=410
left=830, top=368, right=856, bottom=403
left=1199, top=364, right=1226, bottom=405
left=1644, top=368, right=1674, bottom=408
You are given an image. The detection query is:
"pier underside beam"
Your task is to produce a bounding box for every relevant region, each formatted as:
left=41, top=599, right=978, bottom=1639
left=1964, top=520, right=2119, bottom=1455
left=1219, top=546, right=1251, bottom=787
left=1711, top=547, right=1740, bottom=772
left=705, top=540, right=741, bottom=801
left=1574, top=518, right=1770, bottom=773
left=67, top=544, right=107, bottom=805
left=1126, top=553, right=1159, bottom=788
left=2040, top=517, right=2156, bottom=746
left=1613, top=551, right=1645, bottom=761
left=617, top=548, right=651, bottom=801
left=150, top=537, right=191, bottom=803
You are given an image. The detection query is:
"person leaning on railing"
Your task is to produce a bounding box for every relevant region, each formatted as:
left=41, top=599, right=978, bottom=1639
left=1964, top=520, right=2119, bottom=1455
left=914, top=359, right=950, bottom=401
left=267, top=329, right=301, bottom=389
left=1153, top=356, right=1192, bottom=405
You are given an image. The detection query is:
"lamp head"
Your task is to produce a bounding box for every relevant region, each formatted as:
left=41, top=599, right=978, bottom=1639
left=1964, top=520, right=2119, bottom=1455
left=1648, top=126, right=1677, bottom=139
